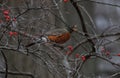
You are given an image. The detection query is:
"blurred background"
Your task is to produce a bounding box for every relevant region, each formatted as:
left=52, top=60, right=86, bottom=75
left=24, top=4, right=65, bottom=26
left=0, top=0, right=120, bottom=78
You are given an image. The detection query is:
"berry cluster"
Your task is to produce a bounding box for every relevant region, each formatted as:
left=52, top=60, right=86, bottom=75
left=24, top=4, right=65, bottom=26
left=66, top=45, right=86, bottom=61
left=3, top=10, right=11, bottom=21
left=9, top=31, right=18, bottom=37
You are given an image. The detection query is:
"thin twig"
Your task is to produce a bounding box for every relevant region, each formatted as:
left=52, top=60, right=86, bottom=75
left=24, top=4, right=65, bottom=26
left=95, top=55, right=120, bottom=67
left=72, top=61, right=85, bottom=77
left=73, top=31, right=120, bottom=51
left=81, top=0, right=120, bottom=8
left=109, top=72, right=120, bottom=78
left=0, top=70, right=34, bottom=78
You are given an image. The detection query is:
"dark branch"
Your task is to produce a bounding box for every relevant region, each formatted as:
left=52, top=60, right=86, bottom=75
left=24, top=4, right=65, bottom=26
left=0, top=70, right=34, bottom=78
left=70, top=0, right=95, bottom=52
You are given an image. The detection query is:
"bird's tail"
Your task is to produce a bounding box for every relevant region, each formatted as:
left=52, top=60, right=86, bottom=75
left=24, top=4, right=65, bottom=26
left=25, top=42, right=36, bottom=47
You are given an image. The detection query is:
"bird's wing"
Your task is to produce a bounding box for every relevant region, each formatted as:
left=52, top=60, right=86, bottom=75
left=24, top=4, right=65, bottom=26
left=45, top=28, right=68, bottom=36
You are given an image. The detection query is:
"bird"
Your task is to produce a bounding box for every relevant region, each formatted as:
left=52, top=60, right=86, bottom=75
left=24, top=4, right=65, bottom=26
left=25, top=25, right=77, bottom=47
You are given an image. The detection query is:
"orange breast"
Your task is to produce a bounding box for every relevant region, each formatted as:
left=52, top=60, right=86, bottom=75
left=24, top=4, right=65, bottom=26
left=48, top=32, right=70, bottom=44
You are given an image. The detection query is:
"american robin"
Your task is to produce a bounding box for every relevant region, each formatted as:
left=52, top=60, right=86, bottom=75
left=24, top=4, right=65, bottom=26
left=25, top=25, right=77, bottom=47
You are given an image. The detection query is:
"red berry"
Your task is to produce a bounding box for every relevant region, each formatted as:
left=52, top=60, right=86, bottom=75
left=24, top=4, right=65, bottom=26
left=5, top=15, right=10, bottom=19
left=6, top=18, right=10, bottom=21
left=75, top=53, right=80, bottom=58
left=3, top=10, right=9, bottom=15
left=13, top=18, right=16, bottom=21
left=5, top=15, right=10, bottom=21
left=105, top=51, right=110, bottom=55
left=9, top=31, right=18, bottom=36
left=117, top=53, right=120, bottom=56
left=67, top=45, right=73, bottom=51
left=63, top=0, right=69, bottom=3
left=81, top=56, right=86, bottom=61
left=9, top=31, right=13, bottom=36
left=13, top=32, right=18, bottom=35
